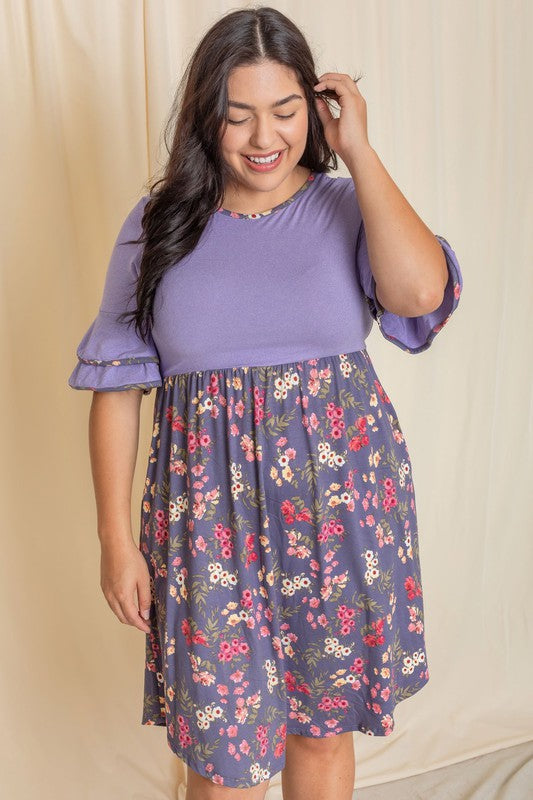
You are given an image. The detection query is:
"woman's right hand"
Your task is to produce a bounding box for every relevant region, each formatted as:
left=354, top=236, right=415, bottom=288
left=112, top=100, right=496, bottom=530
left=100, top=539, right=152, bottom=634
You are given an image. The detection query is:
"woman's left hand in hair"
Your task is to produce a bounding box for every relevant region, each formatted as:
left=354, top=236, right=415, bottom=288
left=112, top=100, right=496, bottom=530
left=313, top=73, right=370, bottom=164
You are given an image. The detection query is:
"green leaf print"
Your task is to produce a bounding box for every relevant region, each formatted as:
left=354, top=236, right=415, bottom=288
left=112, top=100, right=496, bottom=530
left=390, top=630, right=404, bottom=663
left=142, top=691, right=165, bottom=723
left=265, top=411, right=297, bottom=435
left=347, top=362, right=370, bottom=389
left=176, top=675, right=196, bottom=716
left=383, top=448, right=402, bottom=475
left=306, top=672, right=329, bottom=695
left=394, top=684, right=423, bottom=702
left=302, top=641, right=324, bottom=669
left=203, top=609, right=222, bottom=644
left=190, top=575, right=209, bottom=612
left=301, top=459, right=319, bottom=495
left=376, top=567, right=394, bottom=592
left=354, top=593, right=385, bottom=615
left=154, top=475, right=170, bottom=508
left=280, top=603, right=303, bottom=621
left=337, top=387, right=366, bottom=412
left=195, top=738, right=226, bottom=759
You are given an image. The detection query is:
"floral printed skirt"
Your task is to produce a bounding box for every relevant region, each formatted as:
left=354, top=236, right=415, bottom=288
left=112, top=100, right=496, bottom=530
left=138, top=348, right=430, bottom=789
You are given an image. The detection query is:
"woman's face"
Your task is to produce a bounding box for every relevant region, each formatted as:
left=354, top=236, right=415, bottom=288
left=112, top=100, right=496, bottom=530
left=219, top=60, right=309, bottom=196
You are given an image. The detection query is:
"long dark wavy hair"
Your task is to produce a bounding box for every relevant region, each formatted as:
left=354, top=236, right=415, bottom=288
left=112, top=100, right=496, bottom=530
left=119, top=6, right=359, bottom=343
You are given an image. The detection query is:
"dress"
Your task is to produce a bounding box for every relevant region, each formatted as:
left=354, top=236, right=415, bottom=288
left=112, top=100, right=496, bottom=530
left=68, top=170, right=463, bottom=789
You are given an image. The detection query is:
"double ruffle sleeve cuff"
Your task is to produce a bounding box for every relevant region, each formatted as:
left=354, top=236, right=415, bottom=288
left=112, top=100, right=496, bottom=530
left=67, top=309, right=163, bottom=395
left=356, top=226, right=463, bottom=353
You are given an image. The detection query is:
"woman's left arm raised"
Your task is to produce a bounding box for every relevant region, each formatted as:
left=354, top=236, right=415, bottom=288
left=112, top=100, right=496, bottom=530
left=314, top=72, right=448, bottom=317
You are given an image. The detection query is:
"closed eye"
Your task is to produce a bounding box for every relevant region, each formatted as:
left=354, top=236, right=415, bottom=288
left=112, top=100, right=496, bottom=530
left=228, top=112, right=296, bottom=125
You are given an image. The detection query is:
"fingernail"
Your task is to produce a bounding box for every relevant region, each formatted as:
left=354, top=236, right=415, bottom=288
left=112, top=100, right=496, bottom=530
left=141, top=609, right=150, bottom=620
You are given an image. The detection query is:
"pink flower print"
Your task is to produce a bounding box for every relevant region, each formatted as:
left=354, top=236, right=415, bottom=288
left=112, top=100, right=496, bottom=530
left=350, top=656, right=364, bottom=675
left=381, top=714, right=394, bottom=733
left=274, top=740, right=286, bottom=757
left=374, top=379, right=391, bottom=404
left=241, top=434, right=256, bottom=461
left=207, top=374, right=219, bottom=394
left=171, top=414, right=186, bottom=433
left=240, top=589, right=253, bottom=609
left=281, top=499, right=296, bottom=524
left=363, top=618, right=385, bottom=647
left=308, top=368, right=321, bottom=395
left=349, top=431, right=369, bottom=451
left=404, top=575, right=422, bottom=600
left=218, top=641, right=234, bottom=662
left=302, top=411, right=320, bottom=434
left=295, top=506, right=312, bottom=523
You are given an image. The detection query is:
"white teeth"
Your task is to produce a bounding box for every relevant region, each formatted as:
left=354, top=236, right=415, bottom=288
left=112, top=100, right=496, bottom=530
left=247, top=152, right=280, bottom=164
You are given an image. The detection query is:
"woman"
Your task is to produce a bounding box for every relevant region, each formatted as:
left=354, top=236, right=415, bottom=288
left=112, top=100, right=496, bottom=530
left=68, top=6, right=462, bottom=799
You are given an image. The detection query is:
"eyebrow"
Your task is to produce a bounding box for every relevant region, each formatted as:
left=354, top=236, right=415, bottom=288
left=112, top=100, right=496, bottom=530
left=227, top=93, right=303, bottom=110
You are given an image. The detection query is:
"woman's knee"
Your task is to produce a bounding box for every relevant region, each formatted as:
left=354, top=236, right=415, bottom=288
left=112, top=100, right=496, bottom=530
left=285, top=730, right=354, bottom=755
left=185, top=763, right=270, bottom=799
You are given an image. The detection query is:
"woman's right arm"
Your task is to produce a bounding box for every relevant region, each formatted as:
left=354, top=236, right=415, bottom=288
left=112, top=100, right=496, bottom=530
left=89, top=389, right=152, bottom=634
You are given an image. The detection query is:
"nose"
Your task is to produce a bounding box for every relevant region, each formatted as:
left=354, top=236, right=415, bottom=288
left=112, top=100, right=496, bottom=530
left=248, top=116, right=280, bottom=150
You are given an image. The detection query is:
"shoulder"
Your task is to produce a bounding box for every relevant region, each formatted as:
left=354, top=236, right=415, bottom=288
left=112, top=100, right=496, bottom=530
left=313, top=172, right=358, bottom=207
left=116, top=194, right=150, bottom=243
left=315, top=172, right=354, bottom=193
left=311, top=171, right=361, bottom=224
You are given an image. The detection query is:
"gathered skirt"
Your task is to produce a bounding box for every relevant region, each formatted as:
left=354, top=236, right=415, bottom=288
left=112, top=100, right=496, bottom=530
left=138, top=348, right=430, bottom=788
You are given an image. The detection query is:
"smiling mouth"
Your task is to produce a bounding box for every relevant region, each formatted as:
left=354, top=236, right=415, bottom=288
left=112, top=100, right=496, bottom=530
left=243, top=150, right=284, bottom=164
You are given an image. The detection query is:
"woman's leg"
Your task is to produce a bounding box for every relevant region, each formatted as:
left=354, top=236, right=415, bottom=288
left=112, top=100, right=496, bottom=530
left=185, top=765, right=270, bottom=800
left=281, top=731, right=355, bottom=800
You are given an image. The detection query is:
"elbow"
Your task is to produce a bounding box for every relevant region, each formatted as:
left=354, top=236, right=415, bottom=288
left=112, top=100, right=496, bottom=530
left=415, top=286, right=445, bottom=315
left=415, top=241, right=449, bottom=314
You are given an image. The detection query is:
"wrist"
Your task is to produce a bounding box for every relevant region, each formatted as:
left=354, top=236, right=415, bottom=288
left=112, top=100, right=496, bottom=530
left=98, top=526, right=136, bottom=551
left=343, top=144, right=377, bottom=181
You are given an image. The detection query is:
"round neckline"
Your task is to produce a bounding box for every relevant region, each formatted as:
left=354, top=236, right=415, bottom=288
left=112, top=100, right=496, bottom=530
left=216, top=170, right=318, bottom=220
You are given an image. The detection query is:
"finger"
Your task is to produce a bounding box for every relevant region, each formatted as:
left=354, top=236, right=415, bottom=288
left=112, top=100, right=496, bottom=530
left=316, top=74, right=360, bottom=94
left=314, top=95, right=335, bottom=125
left=317, top=72, right=351, bottom=81
left=121, top=597, right=151, bottom=633
left=137, top=581, right=152, bottom=623
left=313, top=78, right=356, bottom=104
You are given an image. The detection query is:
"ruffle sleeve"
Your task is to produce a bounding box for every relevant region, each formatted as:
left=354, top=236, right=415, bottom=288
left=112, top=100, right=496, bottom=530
left=67, top=197, right=163, bottom=395
left=355, top=220, right=463, bottom=354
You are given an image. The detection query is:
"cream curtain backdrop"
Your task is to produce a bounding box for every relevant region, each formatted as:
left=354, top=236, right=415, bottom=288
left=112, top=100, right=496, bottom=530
left=2, top=1, right=531, bottom=797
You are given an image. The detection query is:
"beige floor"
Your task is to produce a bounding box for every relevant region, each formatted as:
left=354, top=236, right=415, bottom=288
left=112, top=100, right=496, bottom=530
left=354, top=740, right=533, bottom=800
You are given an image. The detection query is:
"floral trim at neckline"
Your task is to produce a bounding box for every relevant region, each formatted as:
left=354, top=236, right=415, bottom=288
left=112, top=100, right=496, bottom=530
left=216, top=171, right=318, bottom=219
